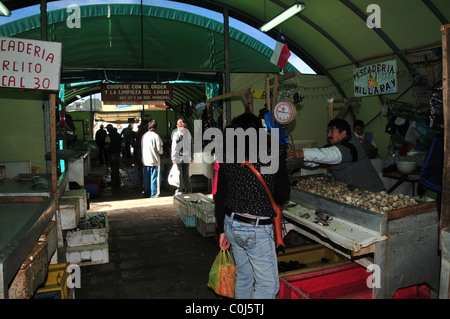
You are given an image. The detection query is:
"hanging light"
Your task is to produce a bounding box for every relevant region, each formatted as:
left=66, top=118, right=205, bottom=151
left=0, top=1, right=10, bottom=17
left=259, top=2, right=305, bottom=32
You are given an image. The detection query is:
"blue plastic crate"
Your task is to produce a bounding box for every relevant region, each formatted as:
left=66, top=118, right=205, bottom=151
left=177, top=209, right=195, bottom=228
left=85, top=184, right=99, bottom=199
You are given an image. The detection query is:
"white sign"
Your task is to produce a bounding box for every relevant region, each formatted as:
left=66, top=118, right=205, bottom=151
left=353, top=59, right=397, bottom=97
left=0, top=37, right=62, bottom=91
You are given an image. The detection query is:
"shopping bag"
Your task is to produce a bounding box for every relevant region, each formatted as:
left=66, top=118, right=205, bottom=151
left=207, top=249, right=236, bottom=298
left=168, top=164, right=180, bottom=187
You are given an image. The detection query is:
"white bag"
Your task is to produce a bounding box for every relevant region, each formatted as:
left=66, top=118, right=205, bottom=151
left=168, top=164, right=180, bottom=187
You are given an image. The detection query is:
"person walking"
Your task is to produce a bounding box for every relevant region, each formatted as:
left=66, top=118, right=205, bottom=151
left=141, top=120, right=163, bottom=198
left=95, top=124, right=107, bottom=164
left=106, top=124, right=122, bottom=187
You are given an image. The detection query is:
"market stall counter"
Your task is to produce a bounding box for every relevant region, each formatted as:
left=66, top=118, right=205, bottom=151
left=283, top=176, right=440, bottom=299
left=0, top=172, right=68, bottom=298
left=0, top=173, right=68, bottom=198
left=0, top=197, right=56, bottom=298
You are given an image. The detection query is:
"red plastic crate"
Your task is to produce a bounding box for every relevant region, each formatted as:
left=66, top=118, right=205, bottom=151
left=279, top=263, right=368, bottom=299
left=279, top=263, right=431, bottom=299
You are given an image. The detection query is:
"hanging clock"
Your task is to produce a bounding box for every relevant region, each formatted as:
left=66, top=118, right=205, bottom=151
left=272, top=100, right=296, bottom=125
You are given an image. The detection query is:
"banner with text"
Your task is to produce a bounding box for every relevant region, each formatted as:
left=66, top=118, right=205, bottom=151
left=0, top=37, right=62, bottom=91
left=353, top=59, right=397, bottom=97
left=101, top=82, right=173, bottom=105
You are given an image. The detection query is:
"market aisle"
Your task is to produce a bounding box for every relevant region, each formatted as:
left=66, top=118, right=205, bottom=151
left=74, top=159, right=220, bottom=299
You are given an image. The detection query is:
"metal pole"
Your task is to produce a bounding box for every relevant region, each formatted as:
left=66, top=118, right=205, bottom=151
left=223, top=8, right=231, bottom=124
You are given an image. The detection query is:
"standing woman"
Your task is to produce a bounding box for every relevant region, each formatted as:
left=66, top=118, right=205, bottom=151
left=141, top=120, right=163, bottom=198
left=214, top=112, right=290, bottom=299
left=171, top=118, right=193, bottom=195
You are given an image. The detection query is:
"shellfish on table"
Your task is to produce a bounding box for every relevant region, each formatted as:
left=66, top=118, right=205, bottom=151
left=295, top=176, right=418, bottom=214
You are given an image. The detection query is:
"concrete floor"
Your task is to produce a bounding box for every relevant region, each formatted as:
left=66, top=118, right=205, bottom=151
left=74, top=158, right=220, bottom=299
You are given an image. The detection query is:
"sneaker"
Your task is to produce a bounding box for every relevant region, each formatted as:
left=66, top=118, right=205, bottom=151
left=174, top=191, right=183, bottom=196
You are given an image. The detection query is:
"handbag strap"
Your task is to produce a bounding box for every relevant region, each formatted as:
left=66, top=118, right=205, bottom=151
left=240, top=160, right=280, bottom=215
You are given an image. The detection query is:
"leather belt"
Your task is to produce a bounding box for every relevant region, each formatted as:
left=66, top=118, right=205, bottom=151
left=228, top=213, right=272, bottom=225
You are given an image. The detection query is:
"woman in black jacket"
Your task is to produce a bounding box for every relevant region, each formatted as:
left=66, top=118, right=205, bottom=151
left=214, top=112, right=290, bottom=299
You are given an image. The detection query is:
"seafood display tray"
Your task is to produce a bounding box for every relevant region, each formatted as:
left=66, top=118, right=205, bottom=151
left=283, top=187, right=440, bottom=298
left=282, top=201, right=386, bottom=254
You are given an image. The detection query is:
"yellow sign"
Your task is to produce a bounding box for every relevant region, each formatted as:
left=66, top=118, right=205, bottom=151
left=253, top=90, right=266, bottom=99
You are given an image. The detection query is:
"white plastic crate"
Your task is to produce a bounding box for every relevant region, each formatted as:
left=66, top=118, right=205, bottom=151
left=195, top=218, right=215, bottom=237
left=173, top=193, right=213, bottom=217
left=59, top=197, right=81, bottom=230
left=195, top=199, right=215, bottom=224
left=62, top=189, right=88, bottom=218
left=65, top=212, right=109, bottom=247
left=65, top=243, right=109, bottom=266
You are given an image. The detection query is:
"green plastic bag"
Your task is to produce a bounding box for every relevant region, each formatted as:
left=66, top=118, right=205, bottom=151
left=207, top=249, right=236, bottom=298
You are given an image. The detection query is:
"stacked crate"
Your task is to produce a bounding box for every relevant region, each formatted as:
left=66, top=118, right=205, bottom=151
left=193, top=195, right=215, bottom=237
left=61, top=189, right=88, bottom=218
left=65, top=212, right=109, bottom=265
left=173, top=193, right=215, bottom=237
left=61, top=188, right=109, bottom=266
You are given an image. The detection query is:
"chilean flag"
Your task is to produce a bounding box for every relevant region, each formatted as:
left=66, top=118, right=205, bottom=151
left=270, top=32, right=291, bottom=69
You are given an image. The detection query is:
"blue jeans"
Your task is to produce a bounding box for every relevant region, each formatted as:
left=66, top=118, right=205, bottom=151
left=142, top=165, right=160, bottom=198
left=224, top=213, right=279, bottom=299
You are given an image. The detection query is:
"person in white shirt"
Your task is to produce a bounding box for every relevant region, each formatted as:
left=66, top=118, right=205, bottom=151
left=141, top=120, right=163, bottom=198
left=288, top=119, right=384, bottom=192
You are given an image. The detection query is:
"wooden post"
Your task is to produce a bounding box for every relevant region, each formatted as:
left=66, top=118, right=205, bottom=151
left=272, top=76, right=279, bottom=107
left=246, top=88, right=254, bottom=114
left=328, top=95, right=333, bottom=122
left=441, top=24, right=450, bottom=242
left=266, top=74, right=271, bottom=111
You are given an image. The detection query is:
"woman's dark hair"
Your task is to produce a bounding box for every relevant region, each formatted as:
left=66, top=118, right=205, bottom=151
left=230, top=112, right=263, bottom=131
left=228, top=112, right=267, bottom=162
